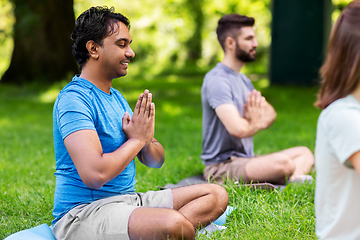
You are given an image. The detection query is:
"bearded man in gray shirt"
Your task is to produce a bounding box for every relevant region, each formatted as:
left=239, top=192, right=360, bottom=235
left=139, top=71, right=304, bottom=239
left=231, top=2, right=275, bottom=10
left=201, top=13, right=314, bottom=185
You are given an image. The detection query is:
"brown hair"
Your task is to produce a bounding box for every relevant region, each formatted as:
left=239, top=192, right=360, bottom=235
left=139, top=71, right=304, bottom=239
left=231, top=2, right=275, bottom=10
left=315, top=0, right=360, bottom=109
left=216, top=14, right=255, bottom=51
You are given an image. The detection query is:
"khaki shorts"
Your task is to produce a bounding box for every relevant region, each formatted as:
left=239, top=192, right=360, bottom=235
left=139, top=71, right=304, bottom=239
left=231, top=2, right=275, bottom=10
left=52, top=189, right=173, bottom=240
left=204, top=156, right=250, bottom=184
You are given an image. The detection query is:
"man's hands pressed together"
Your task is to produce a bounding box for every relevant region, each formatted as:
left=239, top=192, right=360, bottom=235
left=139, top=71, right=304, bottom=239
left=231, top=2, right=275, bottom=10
left=123, top=89, right=165, bottom=168
left=123, top=89, right=155, bottom=146
left=244, top=89, right=266, bottom=130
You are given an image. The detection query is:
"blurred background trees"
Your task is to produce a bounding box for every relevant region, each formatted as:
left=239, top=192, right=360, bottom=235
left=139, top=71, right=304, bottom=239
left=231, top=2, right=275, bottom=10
left=0, top=0, right=78, bottom=84
left=0, top=0, right=353, bottom=85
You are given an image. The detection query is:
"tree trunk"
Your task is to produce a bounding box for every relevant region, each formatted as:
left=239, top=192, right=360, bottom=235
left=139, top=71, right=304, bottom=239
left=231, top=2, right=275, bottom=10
left=185, top=0, right=204, bottom=63
left=1, top=0, right=78, bottom=84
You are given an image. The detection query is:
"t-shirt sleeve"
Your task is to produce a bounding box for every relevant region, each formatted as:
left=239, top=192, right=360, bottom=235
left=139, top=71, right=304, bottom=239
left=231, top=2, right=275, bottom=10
left=327, top=107, right=360, bottom=163
left=205, top=75, right=234, bottom=109
left=56, top=91, right=96, bottom=140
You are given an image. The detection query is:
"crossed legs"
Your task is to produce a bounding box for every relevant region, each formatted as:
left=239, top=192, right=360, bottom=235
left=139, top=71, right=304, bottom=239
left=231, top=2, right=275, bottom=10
left=204, top=146, right=314, bottom=185
left=128, top=183, right=228, bottom=240
left=244, top=146, right=314, bottom=184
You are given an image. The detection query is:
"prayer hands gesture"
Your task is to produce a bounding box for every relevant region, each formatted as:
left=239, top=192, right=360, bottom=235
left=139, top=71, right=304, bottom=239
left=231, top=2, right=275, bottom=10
left=122, top=89, right=155, bottom=146
left=244, top=89, right=266, bottom=130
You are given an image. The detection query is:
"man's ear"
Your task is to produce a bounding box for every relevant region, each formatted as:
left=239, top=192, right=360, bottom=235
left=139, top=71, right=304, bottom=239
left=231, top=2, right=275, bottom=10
left=224, top=36, right=236, bottom=52
left=85, top=40, right=99, bottom=60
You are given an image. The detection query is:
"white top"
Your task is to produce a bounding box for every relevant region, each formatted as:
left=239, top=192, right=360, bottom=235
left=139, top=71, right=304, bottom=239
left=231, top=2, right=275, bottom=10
left=315, top=95, right=360, bottom=240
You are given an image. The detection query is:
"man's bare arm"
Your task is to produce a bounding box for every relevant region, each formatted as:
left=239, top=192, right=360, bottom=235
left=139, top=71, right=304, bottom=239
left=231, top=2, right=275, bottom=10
left=64, top=90, right=162, bottom=189
left=216, top=103, right=260, bottom=138
left=215, top=90, right=276, bottom=138
left=64, top=129, right=145, bottom=189
left=137, top=138, right=165, bottom=168
left=129, top=91, right=164, bottom=168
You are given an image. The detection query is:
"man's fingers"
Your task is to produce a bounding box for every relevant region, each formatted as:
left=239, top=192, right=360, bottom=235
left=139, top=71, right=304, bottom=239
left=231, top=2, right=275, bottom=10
left=247, top=92, right=253, bottom=106
left=139, top=91, right=149, bottom=116
left=134, top=93, right=144, bottom=116
left=145, top=93, right=152, bottom=117
left=150, top=102, right=155, bottom=118
left=122, top=112, right=130, bottom=124
left=122, top=112, right=131, bottom=134
left=254, top=93, right=262, bottom=107
left=246, top=90, right=264, bottom=108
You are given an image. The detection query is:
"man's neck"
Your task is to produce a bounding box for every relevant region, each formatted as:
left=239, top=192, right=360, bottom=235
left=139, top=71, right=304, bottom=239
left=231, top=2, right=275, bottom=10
left=221, top=54, right=245, bottom=73
left=79, top=64, right=112, bottom=94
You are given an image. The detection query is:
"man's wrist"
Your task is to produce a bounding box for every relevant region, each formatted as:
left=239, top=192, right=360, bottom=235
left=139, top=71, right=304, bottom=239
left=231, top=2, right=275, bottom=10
left=127, top=137, right=147, bottom=149
left=141, top=139, right=155, bottom=151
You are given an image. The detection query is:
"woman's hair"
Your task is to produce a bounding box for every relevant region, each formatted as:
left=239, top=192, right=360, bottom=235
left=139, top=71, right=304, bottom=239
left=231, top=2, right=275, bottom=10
left=71, top=6, right=130, bottom=68
left=315, top=0, right=360, bottom=109
left=216, top=14, right=255, bottom=51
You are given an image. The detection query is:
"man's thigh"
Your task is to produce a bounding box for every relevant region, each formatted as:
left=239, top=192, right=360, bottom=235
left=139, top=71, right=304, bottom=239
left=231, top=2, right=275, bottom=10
left=204, top=158, right=251, bottom=183
left=244, top=151, right=295, bottom=183
left=52, top=190, right=173, bottom=240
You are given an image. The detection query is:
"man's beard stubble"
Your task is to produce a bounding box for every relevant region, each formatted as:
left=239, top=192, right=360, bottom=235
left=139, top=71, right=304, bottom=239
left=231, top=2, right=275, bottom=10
left=235, top=43, right=256, bottom=62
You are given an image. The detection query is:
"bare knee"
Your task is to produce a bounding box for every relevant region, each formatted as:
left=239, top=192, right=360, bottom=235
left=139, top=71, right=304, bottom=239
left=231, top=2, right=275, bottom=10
left=208, top=184, right=228, bottom=212
left=274, top=155, right=296, bottom=177
left=165, top=211, right=195, bottom=240
left=129, top=209, right=195, bottom=240
left=297, top=146, right=315, bottom=167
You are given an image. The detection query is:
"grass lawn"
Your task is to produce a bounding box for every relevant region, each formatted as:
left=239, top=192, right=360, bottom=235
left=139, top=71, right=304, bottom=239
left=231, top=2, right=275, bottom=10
left=0, top=75, right=321, bottom=239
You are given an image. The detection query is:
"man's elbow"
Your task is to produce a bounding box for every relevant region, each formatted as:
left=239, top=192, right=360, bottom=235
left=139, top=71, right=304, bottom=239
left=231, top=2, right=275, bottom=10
left=81, top=173, right=106, bottom=190
left=145, top=157, right=164, bottom=168
left=263, top=112, right=277, bottom=129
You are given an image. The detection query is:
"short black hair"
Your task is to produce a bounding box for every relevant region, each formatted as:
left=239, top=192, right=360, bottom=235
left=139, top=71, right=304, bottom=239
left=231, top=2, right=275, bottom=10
left=71, top=6, right=130, bottom=68
left=216, top=14, right=255, bottom=50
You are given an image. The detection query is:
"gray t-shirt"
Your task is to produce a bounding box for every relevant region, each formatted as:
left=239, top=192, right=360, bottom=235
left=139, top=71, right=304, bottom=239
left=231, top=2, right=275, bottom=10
left=201, top=63, right=255, bottom=165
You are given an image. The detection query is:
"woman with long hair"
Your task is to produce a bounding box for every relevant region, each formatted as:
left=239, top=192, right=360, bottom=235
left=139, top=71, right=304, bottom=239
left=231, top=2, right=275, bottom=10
left=314, top=1, right=360, bottom=239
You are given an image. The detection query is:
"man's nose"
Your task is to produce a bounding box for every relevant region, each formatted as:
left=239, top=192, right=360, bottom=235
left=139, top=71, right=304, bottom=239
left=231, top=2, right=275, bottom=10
left=126, top=47, right=135, bottom=59
left=253, top=39, right=258, bottom=48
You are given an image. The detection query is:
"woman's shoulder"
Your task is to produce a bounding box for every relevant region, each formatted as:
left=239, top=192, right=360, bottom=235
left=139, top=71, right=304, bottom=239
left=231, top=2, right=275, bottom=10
left=319, top=95, right=360, bottom=127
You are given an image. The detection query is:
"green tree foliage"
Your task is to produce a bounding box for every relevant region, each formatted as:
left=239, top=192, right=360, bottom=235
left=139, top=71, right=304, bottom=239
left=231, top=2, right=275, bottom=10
left=0, top=0, right=273, bottom=81
left=73, top=0, right=272, bottom=77
left=332, top=0, right=353, bottom=22
left=0, top=0, right=15, bottom=77
left=5, top=0, right=350, bottom=82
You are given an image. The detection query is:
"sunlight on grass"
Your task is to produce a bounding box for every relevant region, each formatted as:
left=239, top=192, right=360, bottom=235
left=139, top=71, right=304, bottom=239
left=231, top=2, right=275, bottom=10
left=167, top=75, right=180, bottom=83
left=254, top=78, right=270, bottom=89
left=0, top=160, right=4, bottom=171
left=0, top=77, right=319, bottom=239
left=0, top=117, right=11, bottom=127
left=39, top=89, right=60, bottom=103
left=121, top=89, right=144, bottom=102
left=189, top=85, right=201, bottom=95
left=161, top=102, right=183, bottom=116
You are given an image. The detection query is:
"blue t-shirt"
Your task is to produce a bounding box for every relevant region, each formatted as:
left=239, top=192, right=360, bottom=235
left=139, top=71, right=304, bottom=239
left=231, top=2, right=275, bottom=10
left=52, top=75, right=136, bottom=225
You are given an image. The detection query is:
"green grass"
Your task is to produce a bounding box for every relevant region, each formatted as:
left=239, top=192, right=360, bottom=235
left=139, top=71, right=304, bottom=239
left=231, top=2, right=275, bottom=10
left=0, top=75, right=321, bottom=239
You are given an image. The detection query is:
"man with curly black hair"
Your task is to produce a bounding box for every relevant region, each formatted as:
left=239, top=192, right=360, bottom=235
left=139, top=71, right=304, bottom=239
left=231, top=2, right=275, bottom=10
left=51, top=6, right=228, bottom=240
